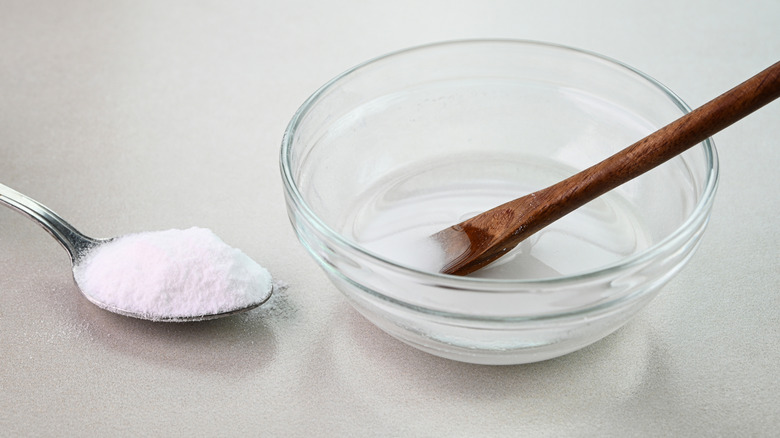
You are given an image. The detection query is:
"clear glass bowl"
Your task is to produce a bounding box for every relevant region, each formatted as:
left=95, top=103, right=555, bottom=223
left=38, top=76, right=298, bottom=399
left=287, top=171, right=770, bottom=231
left=280, top=40, right=718, bottom=365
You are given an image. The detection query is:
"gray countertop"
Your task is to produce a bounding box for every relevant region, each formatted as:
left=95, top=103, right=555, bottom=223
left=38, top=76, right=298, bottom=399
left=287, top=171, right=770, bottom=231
left=2, top=1, right=778, bottom=436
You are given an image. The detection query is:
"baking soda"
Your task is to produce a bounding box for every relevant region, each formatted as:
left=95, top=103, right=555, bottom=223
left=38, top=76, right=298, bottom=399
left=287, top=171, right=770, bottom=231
left=73, top=227, right=273, bottom=320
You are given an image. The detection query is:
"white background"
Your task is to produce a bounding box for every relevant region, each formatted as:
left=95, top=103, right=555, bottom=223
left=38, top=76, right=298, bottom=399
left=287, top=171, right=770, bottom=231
left=1, top=1, right=778, bottom=436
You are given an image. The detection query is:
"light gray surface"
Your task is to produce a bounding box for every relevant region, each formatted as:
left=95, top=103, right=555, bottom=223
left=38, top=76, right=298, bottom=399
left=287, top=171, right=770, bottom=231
left=1, top=1, right=778, bottom=436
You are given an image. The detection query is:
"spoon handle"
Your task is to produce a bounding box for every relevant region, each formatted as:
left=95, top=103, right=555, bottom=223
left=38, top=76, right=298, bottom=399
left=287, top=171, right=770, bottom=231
left=530, top=61, right=780, bottom=221
left=0, top=183, right=99, bottom=262
left=441, top=61, right=780, bottom=275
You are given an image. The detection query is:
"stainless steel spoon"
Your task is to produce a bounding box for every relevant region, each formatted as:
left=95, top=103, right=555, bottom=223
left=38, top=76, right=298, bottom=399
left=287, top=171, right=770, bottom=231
left=0, top=183, right=271, bottom=321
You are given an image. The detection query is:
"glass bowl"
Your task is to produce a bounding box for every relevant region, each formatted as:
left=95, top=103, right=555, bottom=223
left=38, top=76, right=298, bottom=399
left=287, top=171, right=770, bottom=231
left=280, top=40, right=718, bottom=365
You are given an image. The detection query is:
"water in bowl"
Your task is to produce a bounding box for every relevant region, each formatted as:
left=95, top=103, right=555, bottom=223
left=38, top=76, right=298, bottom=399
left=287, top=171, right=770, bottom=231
left=345, top=157, right=653, bottom=279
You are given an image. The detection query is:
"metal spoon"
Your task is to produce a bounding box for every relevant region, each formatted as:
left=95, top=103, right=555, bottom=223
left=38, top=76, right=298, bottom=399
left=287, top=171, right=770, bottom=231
left=435, top=60, right=780, bottom=276
left=0, top=183, right=271, bottom=321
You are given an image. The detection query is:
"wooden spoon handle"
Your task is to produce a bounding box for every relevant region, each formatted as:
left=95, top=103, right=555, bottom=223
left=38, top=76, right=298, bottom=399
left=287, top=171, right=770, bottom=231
left=498, top=60, right=780, bottom=243
left=531, top=61, right=780, bottom=221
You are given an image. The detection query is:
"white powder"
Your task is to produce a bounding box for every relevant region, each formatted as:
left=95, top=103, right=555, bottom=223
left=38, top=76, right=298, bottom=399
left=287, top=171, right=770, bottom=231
left=73, top=227, right=273, bottom=321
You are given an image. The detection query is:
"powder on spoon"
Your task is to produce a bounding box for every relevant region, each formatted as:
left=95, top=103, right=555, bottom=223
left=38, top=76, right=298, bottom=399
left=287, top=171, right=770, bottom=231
left=72, top=227, right=273, bottom=321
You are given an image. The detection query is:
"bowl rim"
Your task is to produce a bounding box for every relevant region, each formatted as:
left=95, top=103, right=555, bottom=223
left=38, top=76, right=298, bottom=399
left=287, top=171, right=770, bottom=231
left=280, top=38, right=720, bottom=289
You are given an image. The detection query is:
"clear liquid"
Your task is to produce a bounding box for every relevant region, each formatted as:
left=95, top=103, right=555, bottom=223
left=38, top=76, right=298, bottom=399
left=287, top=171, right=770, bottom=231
left=345, top=174, right=652, bottom=280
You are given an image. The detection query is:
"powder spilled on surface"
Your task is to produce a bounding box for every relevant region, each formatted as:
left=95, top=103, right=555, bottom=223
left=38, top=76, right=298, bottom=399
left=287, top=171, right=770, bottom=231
left=72, top=227, right=273, bottom=321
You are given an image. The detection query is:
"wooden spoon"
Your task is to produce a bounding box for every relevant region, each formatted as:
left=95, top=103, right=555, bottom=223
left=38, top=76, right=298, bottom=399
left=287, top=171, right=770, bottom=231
left=434, top=61, right=780, bottom=276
